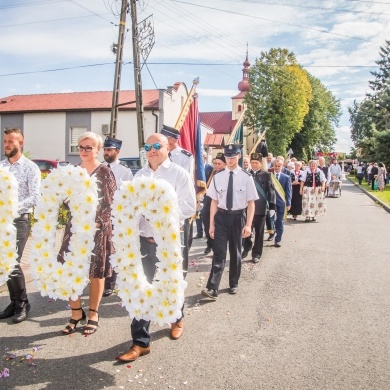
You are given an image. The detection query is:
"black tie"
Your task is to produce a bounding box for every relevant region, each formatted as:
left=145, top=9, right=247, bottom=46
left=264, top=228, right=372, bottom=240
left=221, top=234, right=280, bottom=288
left=276, top=173, right=279, bottom=180
left=107, top=164, right=111, bottom=168
left=226, top=171, right=233, bottom=210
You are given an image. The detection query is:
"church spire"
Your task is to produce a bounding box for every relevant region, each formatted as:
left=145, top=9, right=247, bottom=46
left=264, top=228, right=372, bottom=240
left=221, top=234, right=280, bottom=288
left=238, top=45, right=250, bottom=92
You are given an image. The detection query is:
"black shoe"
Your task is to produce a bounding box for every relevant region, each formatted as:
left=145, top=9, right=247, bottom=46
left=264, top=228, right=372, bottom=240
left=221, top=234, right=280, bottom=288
left=12, top=302, right=31, bottom=324
left=0, top=302, right=16, bottom=319
left=194, top=233, right=203, bottom=239
left=252, top=256, right=261, bottom=263
left=103, top=289, right=113, bottom=297
left=201, top=289, right=218, bottom=300
left=274, top=242, right=281, bottom=248
left=229, top=287, right=238, bottom=294
left=204, top=247, right=212, bottom=255
left=267, top=233, right=275, bottom=241
left=242, top=251, right=248, bottom=259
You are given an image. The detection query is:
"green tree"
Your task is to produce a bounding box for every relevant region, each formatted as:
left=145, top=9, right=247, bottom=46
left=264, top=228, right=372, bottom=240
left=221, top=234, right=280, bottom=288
left=244, top=48, right=312, bottom=156
left=290, top=73, right=340, bottom=160
left=349, top=40, right=390, bottom=159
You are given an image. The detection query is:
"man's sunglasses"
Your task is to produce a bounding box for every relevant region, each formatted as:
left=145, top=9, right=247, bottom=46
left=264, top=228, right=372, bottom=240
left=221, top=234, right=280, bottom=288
left=144, top=143, right=164, bottom=152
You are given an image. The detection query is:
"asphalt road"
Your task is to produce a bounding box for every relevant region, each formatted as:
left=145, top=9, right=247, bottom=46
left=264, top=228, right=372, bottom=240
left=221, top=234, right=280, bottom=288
left=1, top=180, right=390, bottom=390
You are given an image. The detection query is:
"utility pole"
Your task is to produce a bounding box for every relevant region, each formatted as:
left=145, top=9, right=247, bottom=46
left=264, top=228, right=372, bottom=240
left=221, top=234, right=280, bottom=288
left=130, top=0, right=145, bottom=153
left=109, top=0, right=128, bottom=138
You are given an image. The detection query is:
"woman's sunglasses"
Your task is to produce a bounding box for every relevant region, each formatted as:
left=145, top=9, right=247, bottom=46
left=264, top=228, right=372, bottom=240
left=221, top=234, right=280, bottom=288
left=144, top=143, right=163, bottom=152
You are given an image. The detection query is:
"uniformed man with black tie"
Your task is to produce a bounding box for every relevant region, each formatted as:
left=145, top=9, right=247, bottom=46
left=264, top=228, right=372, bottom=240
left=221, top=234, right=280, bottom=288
left=102, top=136, right=133, bottom=297
left=201, top=144, right=258, bottom=299
left=242, top=152, right=276, bottom=263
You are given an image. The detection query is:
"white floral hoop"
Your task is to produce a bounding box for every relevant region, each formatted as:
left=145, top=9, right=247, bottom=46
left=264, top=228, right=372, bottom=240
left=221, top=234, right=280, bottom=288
left=0, top=167, right=19, bottom=286
left=110, top=176, right=187, bottom=326
left=29, top=165, right=98, bottom=301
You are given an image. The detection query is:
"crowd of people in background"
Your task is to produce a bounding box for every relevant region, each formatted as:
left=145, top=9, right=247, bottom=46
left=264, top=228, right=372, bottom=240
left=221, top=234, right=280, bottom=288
left=356, top=161, right=388, bottom=192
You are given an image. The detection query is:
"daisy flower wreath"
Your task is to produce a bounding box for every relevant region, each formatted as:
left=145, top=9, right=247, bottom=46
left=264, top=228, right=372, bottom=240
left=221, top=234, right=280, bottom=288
left=0, top=167, right=19, bottom=286
left=110, top=176, right=187, bottom=326
left=29, top=165, right=98, bottom=301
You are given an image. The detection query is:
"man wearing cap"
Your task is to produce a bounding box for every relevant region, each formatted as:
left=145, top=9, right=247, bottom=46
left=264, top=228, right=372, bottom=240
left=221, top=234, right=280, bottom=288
left=201, top=153, right=227, bottom=255
left=242, top=153, right=276, bottom=263
left=201, top=144, right=258, bottom=299
left=117, top=133, right=196, bottom=363
left=161, top=125, right=194, bottom=175
left=102, top=136, right=133, bottom=297
left=161, top=124, right=194, bottom=284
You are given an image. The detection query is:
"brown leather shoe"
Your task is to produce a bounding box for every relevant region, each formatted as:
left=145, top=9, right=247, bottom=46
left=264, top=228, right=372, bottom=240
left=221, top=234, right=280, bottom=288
left=118, top=345, right=150, bottom=362
left=170, top=320, right=184, bottom=340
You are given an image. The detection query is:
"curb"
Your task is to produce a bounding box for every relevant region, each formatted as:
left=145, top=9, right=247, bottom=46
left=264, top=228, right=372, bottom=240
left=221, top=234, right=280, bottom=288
left=347, top=178, right=390, bottom=213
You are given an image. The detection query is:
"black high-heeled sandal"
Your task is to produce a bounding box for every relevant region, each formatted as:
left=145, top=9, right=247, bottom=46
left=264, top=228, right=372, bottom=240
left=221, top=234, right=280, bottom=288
left=84, top=309, right=99, bottom=335
left=62, top=307, right=86, bottom=335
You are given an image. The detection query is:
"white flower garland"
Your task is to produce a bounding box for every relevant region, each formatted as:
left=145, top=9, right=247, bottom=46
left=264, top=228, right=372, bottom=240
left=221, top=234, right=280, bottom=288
left=0, top=167, right=19, bottom=286
left=29, top=165, right=98, bottom=301
left=110, top=176, right=187, bottom=326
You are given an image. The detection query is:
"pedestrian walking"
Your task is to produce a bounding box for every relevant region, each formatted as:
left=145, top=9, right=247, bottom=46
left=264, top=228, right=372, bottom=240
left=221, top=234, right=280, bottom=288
left=201, top=144, right=258, bottom=300
left=102, top=136, right=133, bottom=298
left=242, top=153, right=275, bottom=263
left=117, top=133, right=196, bottom=362
left=0, top=128, right=41, bottom=324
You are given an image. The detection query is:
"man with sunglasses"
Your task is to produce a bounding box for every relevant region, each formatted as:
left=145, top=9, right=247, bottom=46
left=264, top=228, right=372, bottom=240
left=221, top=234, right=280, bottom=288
left=102, top=136, right=133, bottom=298
left=118, top=133, right=196, bottom=363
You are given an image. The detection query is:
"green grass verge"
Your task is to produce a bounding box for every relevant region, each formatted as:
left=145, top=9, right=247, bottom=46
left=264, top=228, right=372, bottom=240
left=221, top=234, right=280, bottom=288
left=348, top=175, right=390, bottom=206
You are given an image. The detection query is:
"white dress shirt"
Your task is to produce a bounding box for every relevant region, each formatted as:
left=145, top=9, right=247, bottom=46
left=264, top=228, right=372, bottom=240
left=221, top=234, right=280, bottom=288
left=169, top=146, right=194, bottom=176
left=135, top=158, right=196, bottom=237
left=103, top=159, right=133, bottom=186
left=0, top=155, right=41, bottom=215
left=206, top=166, right=258, bottom=210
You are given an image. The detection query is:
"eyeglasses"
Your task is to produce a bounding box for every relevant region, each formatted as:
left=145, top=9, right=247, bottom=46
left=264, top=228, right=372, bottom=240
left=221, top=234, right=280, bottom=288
left=77, top=145, right=94, bottom=152
left=144, top=143, right=164, bottom=152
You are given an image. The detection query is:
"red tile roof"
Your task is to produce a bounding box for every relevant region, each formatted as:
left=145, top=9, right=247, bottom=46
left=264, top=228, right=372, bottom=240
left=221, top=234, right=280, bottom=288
left=199, top=111, right=236, bottom=134
left=0, top=90, right=160, bottom=113
left=204, top=133, right=225, bottom=147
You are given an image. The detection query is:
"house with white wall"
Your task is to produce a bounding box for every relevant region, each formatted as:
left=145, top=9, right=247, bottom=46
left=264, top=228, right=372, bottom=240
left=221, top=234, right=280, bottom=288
left=0, top=82, right=190, bottom=164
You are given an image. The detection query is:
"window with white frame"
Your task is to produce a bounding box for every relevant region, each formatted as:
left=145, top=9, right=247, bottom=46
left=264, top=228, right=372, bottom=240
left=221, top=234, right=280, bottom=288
left=70, top=127, right=87, bottom=153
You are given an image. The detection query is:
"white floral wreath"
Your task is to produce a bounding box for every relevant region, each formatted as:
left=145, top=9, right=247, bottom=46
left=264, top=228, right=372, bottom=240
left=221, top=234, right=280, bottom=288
left=0, top=167, right=19, bottom=286
left=110, top=176, right=186, bottom=326
left=29, top=165, right=98, bottom=301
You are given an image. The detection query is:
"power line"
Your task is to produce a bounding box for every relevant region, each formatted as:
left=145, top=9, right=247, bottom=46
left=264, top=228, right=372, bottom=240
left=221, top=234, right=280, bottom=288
left=168, top=0, right=373, bottom=42
left=0, top=62, right=380, bottom=77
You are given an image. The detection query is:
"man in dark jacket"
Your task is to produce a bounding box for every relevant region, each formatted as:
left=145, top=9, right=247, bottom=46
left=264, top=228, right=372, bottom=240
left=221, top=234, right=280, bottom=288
left=242, top=153, right=276, bottom=263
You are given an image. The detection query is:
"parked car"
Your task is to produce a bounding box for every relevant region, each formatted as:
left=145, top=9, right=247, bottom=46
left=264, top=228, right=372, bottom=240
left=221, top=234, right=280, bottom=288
left=32, top=159, right=70, bottom=174
left=119, top=157, right=141, bottom=175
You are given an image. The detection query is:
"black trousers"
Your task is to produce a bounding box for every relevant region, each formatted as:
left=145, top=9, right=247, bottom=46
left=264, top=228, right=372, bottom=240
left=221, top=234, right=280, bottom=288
left=201, top=197, right=213, bottom=249
left=206, top=211, right=245, bottom=291
left=131, top=232, right=187, bottom=348
left=6, top=216, right=30, bottom=304
left=243, top=214, right=266, bottom=258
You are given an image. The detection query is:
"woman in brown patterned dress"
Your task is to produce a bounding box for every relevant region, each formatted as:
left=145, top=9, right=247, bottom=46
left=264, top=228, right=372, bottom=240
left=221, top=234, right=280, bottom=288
left=59, top=132, right=116, bottom=335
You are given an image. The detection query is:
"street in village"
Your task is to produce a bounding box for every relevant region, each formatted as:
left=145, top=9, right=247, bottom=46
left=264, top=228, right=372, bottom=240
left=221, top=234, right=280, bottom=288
left=1, top=179, right=390, bottom=390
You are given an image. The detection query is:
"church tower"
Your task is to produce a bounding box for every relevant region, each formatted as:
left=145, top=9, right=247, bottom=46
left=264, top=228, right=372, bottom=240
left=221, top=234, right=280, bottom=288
left=232, top=50, right=250, bottom=121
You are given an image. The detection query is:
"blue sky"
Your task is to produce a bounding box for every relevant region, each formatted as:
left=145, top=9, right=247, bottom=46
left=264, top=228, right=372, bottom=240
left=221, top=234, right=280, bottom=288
left=1, top=0, right=389, bottom=153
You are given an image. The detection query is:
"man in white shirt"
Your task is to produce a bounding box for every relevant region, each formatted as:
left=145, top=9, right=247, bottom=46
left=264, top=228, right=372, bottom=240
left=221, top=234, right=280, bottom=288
left=118, top=133, right=196, bottom=363
left=102, top=136, right=133, bottom=297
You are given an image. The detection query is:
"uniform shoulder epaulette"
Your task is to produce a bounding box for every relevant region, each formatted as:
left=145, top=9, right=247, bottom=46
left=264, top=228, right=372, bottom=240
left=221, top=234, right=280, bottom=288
left=213, top=169, right=224, bottom=175
left=181, top=149, right=192, bottom=157
left=241, top=168, right=251, bottom=175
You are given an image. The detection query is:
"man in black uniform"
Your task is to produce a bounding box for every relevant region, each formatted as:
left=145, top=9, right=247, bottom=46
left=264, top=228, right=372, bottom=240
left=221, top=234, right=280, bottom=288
left=242, top=153, right=276, bottom=263
left=201, top=144, right=258, bottom=299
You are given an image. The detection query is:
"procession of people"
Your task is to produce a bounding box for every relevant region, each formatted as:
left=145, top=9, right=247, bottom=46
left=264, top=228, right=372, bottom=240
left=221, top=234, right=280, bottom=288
left=0, top=127, right=353, bottom=363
